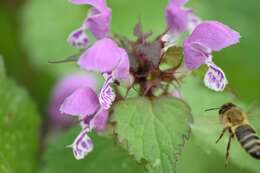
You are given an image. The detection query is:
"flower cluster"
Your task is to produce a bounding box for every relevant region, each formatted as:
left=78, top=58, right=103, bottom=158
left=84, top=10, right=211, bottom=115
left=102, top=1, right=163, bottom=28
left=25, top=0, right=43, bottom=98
left=57, top=0, right=131, bottom=160
left=183, top=21, right=240, bottom=91
left=50, top=0, right=241, bottom=159
left=164, top=1, right=240, bottom=91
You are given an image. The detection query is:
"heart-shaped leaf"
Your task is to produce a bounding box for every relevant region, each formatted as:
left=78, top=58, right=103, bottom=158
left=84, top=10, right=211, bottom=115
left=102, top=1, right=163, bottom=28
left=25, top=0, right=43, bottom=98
left=111, top=97, right=192, bottom=173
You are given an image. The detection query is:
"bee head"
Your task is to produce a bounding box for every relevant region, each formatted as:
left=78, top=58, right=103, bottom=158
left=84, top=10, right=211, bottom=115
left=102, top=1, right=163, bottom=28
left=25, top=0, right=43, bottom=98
left=219, top=102, right=236, bottom=115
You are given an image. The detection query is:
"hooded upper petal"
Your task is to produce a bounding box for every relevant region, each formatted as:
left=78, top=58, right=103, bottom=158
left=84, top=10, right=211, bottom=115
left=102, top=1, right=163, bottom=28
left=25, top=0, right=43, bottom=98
left=85, top=6, right=111, bottom=39
left=49, top=73, right=97, bottom=128
left=163, top=0, right=200, bottom=46
left=184, top=21, right=240, bottom=69
left=185, top=21, right=240, bottom=51
left=78, top=38, right=125, bottom=73
left=70, top=0, right=111, bottom=40
left=165, top=1, right=191, bottom=33
left=60, top=87, right=99, bottom=117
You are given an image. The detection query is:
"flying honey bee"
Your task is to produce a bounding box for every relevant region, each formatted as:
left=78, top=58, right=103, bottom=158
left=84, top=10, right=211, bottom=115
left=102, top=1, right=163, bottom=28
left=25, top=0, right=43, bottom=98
left=206, top=102, right=260, bottom=166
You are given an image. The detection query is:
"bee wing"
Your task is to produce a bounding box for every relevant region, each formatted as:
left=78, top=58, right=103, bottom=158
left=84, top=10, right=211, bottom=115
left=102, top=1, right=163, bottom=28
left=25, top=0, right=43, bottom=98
left=247, top=101, right=260, bottom=115
left=243, top=101, right=260, bottom=133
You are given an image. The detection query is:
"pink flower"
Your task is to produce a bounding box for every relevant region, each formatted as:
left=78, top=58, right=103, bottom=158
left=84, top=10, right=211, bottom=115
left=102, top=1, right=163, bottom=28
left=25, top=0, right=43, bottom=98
left=78, top=38, right=130, bottom=109
left=183, top=21, right=240, bottom=91
left=48, top=73, right=97, bottom=128
left=163, top=0, right=201, bottom=44
left=67, top=0, right=111, bottom=48
left=59, top=75, right=110, bottom=159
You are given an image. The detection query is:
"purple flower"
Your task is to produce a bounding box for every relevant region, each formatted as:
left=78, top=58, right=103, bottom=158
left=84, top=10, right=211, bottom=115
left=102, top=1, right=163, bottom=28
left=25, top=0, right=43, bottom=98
left=60, top=87, right=100, bottom=117
left=184, top=21, right=240, bottom=91
left=89, top=109, right=109, bottom=131
left=67, top=0, right=111, bottom=48
left=165, top=0, right=192, bottom=33
left=67, top=28, right=89, bottom=49
left=78, top=38, right=130, bottom=109
left=60, top=86, right=109, bottom=131
left=48, top=73, right=97, bottom=128
left=164, top=0, right=200, bottom=41
left=67, top=127, right=93, bottom=160
left=60, top=80, right=110, bottom=159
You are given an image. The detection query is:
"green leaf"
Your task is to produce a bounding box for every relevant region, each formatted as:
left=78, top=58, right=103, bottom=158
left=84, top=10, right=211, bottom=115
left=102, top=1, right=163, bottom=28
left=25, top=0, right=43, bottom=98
left=179, top=75, right=260, bottom=173
left=0, top=59, right=40, bottom=173
left=160, top=46, right=183, bottom=71
left=111, top=97, right=192, bottom=173
left=39, top=127, right=144, bottom=173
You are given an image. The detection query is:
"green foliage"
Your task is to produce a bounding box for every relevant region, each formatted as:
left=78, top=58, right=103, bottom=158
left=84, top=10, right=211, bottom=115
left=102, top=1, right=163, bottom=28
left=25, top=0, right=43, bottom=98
left=160, top=46, right=183, bottom=71
left=17, top=0, right=260, bottom=172
left=21, top=0, right=86, bottom=76
left=111, top=97, right=192, bottom=173
left=0, top=58, right=40, bottom=173
left=176, top=75, right=260, bottom=173
left=39, top=127, right=144, bottom=173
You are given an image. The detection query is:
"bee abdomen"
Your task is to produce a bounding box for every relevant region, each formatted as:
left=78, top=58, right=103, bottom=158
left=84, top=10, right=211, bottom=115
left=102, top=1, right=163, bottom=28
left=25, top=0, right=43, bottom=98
left=235, top=124, right=260, bottom=159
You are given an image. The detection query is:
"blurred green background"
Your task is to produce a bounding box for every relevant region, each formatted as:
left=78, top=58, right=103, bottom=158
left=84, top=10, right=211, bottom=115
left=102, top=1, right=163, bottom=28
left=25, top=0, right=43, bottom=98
left=1, top=0, right=260, bottom=173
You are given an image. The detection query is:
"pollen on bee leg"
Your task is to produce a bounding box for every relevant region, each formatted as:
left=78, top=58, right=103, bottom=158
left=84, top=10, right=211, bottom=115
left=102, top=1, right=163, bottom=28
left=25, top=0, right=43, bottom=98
left=204, top=62, right=228, bottom=91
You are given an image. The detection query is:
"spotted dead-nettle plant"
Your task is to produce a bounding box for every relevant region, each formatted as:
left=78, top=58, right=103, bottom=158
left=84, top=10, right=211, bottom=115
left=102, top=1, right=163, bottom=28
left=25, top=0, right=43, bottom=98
left=50, top=0, right=241, bottom=168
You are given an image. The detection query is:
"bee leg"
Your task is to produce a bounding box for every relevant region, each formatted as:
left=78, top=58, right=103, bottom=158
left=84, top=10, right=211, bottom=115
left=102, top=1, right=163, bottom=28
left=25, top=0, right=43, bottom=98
left=216, top=127, right=229, bottom=144
left=225, top=132, right=234, bottom=167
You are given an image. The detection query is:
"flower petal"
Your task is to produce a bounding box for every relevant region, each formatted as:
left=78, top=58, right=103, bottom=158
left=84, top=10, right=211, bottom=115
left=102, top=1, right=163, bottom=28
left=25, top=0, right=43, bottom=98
left=185, top=21, right=240, bottom=52
left=99, top=74, right=116, bottom=110
left=67, top=28, right=89, bottom=48
left=183, top=42, right=211, bottom=69
left=184, top=21, right=240, bottom=69
left=84, top=7, right=111, bottom=39
left=70, top=0, right=107, bottom=11
left=69, top=128, right=93, bottom=160
left=60, top=87, right=99, bottom=117
left=90, top=108, right=109, bottom=132
left=49, top=73, right=97, bottom=128
left=70, top=0, right=111, bottom=39
left=204, top=62, right=228, bottom=91
left=164, top=0, right=200, bottom=45
left=165, top=4, right=191, bottom=33
left=78, top=38, right=123, bottom=73
left=111, top=49, right=130, bottom=81
left=187, top=13, right=201, bottom=33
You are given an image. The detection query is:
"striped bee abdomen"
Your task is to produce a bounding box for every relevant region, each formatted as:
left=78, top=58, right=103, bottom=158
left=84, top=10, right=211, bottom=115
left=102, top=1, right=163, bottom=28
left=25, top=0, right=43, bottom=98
left=235, top=124, right=260, bottom=159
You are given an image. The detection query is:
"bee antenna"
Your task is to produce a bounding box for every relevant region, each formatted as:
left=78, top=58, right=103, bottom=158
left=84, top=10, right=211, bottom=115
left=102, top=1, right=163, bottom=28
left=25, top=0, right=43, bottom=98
left=204, top=107, right=220, bottom=112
